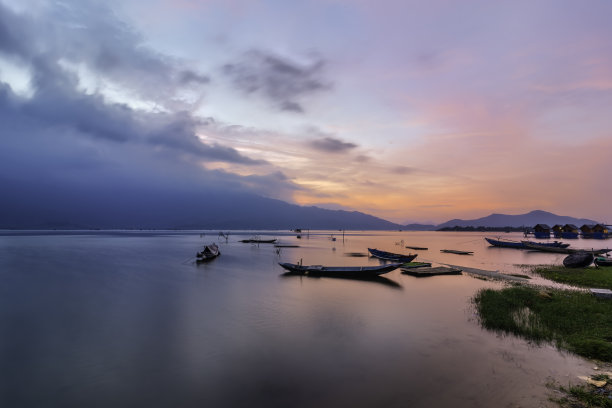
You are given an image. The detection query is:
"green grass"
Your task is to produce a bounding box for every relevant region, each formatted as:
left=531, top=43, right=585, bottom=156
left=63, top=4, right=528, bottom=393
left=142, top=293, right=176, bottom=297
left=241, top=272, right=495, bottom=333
left=474, top=286, right=612, bottom=361
left=531, top=265, right=612, bottom=290
left=552, top=384, right=612, bottom=407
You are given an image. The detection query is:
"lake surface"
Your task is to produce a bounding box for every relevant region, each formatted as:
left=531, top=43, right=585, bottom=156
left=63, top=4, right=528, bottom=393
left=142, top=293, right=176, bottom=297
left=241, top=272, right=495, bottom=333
left=0, top=230, right=602, bottom=407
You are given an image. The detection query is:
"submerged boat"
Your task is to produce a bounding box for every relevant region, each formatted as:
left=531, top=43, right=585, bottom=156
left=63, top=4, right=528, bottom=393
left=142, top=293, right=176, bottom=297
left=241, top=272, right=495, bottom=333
left=196, top=243, right=220, bottom=262
left=563, top=252, right=594, bottom=268
left=278, top=262, right=402, bottom=277
left=368, top=248, right=417, bottom=263
left=440, top=249, right=473, bottom=255
left=594, top=256, right=612, bottom=267
left=485, top=237, right=569, bottom=249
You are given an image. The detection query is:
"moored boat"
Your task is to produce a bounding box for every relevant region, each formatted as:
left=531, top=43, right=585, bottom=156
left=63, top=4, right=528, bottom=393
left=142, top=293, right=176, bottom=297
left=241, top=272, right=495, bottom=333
left=523, top=242, right=611, bottom=255
left=240, top=238, right=277, bottom=243
left=196, top=243, right=220, bottom=262
left=278, top=262, right=402, bottom=277
left=405, top=246, right=428, bottom=250
left=594, top=256, right=612, bottom=267
left=440, top=249, right=473, bottom=255
left=368, top=248, right=417, bottom=263
left=563, top=252, right=594, bottom=268
left=486, top=237, right=569, bottom=249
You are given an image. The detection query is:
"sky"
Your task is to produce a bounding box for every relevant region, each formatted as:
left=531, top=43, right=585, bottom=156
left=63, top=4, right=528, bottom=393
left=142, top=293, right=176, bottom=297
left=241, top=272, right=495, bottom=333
left=1, top=0, right=612, bottom=224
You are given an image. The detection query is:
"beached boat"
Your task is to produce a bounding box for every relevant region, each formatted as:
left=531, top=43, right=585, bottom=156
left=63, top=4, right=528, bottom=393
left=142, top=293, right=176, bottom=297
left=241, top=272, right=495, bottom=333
left=563, top=252, right=594, bottom=268
left=440, top=249, right=473, bottom=255
left=278, top=262, right=402, bottom=277
left=196, top=243, right=220, bottom=262
left=522, top=242, right=611, bottom=255
left=240, top=238, right=277, bottom=244
left=485, top=237, right=569, bottom=249
left=405, top=246, right=428, bottom=250
left=594, top=256, right=612, bottom=267
left=401, top=266, right=462, bottom=277
left=368, top=248, right=417, bottom=263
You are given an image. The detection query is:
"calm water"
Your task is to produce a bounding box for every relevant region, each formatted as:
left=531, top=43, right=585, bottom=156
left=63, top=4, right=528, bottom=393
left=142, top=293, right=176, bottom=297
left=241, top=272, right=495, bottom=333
left=0, top=230, right=601, bottom=407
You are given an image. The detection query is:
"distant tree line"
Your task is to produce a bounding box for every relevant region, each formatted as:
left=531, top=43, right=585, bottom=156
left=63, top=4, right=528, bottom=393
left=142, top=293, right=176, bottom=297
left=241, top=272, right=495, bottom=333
left=437, top=226, right=525, bottom=232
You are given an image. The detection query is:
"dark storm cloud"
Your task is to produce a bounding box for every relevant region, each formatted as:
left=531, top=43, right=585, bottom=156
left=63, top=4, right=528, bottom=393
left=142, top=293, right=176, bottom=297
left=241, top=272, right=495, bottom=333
left=222, top=49, right=330, bottom=112
left=0, top=0, right=300, bottom=223
left=309, top=137, right=357, bottom=153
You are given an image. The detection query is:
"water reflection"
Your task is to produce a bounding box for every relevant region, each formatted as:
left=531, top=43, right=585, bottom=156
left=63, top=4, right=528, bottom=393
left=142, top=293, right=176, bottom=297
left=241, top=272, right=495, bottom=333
left=280, top=271, right=403, bottom=289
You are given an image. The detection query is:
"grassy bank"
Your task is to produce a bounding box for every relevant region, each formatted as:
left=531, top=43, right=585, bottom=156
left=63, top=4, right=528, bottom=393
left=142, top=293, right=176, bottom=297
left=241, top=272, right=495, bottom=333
left=474, top=286, right=612, bottom=361
left=531, top=264, right=612, bottom=290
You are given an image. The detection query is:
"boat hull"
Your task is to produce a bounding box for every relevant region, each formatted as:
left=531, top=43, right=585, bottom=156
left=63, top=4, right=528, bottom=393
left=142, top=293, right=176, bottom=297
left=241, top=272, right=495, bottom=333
left=563, top=252, right=594, bottom=268
left=368, top=248, right=417, bottom=263
left=594, top=257, right=612, bottom=267
left=278, top=262, right=402, bottom=277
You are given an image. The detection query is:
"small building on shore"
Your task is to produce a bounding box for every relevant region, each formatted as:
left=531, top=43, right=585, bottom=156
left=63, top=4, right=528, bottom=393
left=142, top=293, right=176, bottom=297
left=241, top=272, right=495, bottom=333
left=562, top=224, right=579, bottom=239
left=533, top=224, right=551, bottom=239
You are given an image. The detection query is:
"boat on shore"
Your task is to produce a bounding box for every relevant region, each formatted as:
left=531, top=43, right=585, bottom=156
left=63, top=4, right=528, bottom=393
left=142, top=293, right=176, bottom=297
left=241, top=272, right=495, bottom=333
left=594, top=256, right=612, bottom=267
left=405, top=246, right=428, bottom=250
left=563, top=252, right=594, bottom=268
left=278, top=262, right=402, bottom=277
left=368, top=248, right=417, bottom=263
left=196, top=243, right=220, bottom=262
left=523, top=242, right=611, bottom=255
left=485, top=237, right=569, bottom=249
left=440, top=249, right=473, bottom=255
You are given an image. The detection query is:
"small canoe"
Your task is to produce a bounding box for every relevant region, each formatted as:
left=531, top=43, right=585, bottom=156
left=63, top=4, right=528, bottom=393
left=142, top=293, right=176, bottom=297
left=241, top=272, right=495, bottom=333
left=440, top=249, right=473, bottom=255
left=196, top=243, right=220, bottom=262
left=278, top=262, right=402, bottom=277
left=240, top=238, right=277, bottom=243
left=405, top=246, right=428, bottom=250
left=368, top=248, right=417, bottom=263
left=594, top=256, right=612, bottom=267
left=563, top=252, right=594, bottom=268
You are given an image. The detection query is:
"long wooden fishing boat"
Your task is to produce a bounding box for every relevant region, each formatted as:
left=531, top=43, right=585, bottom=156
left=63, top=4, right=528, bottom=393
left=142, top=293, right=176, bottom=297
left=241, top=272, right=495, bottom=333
left=485, top=237, right=569, bottom=249
left=240, top=238, right=277, bottom=244
left=523, top=242, right=611, bottom=255
left=440, top=249, right=473, bottom=255
left=405, top=246, right=428, bottom=250
left=278, top=262, right=402, bottom=277
left=368, top=248, right=417, bottom=263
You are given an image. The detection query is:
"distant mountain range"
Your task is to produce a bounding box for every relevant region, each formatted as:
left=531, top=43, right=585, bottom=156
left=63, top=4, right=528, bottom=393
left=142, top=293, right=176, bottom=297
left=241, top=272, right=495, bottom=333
left=432, top=210, right=600, bottom=229
left=0, top=178, right=603, bottom=231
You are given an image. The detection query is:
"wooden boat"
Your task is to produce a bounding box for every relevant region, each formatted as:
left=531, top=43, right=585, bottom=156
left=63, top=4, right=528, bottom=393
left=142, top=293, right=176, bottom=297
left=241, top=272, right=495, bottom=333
left=594, top=256, right=612, bottom=267
left=563, top=252, right=594, bottom=268
left=278, top=262, right=402, bottom=277
left=368, top=248, right=417, bottom=263
left=485, top=237, right=569, bottom=249
left=240, top=238, right=277, bottom=244
left=405, top=246, right=428, bottom=250
left=196, top=243, right=220, bottom=262
left=440, top=249, right=473, bottom=255
left=523, top=242, right=611, bottom=255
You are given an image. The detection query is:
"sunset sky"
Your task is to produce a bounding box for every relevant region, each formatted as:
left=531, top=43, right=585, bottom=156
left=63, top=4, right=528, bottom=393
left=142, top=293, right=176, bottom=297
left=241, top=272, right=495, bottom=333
left=1, top=0, right=611, bottom=224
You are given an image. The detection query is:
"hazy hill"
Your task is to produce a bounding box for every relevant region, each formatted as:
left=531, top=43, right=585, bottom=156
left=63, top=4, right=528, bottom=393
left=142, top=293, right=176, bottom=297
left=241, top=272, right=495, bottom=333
left=0, top=179, right=403, bottom=230
left=435, top=210, right=599, bottom=229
